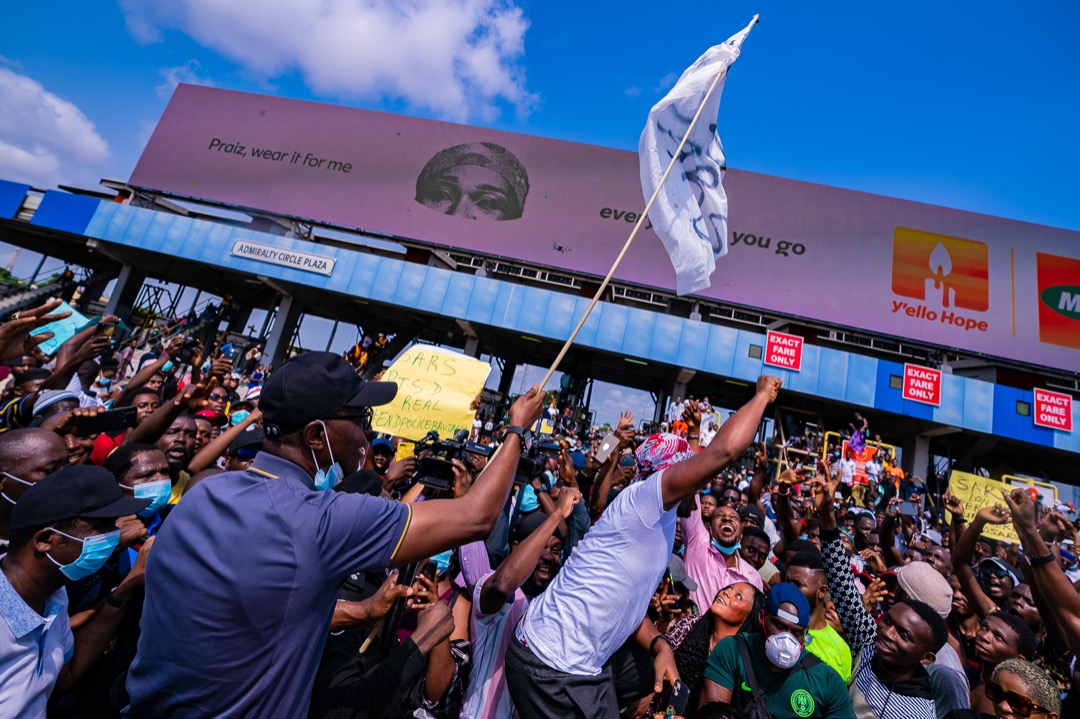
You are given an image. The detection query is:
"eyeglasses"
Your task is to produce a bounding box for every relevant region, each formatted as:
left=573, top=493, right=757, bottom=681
left=719, top=496, right=739, bottom=507
left=209, top=393, right=229, bottom=401
left=984, top=680, right=1049, bottom=717
left=326, top=406, right=374, bottom=431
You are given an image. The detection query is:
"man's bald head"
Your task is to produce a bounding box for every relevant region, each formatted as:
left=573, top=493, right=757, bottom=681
left=0, top=428, right=69, bottom=479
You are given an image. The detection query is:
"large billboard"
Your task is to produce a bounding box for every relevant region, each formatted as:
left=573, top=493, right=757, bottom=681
left=130, top=84, right=1080, bottom=373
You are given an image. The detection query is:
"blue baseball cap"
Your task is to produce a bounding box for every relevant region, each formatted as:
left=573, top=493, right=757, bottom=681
left=370, top=437, right=393, bottom=454
left=765, top=582, right=811, bottom=629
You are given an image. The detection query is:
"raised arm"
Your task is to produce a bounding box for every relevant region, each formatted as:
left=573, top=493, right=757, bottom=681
left=879, top=498, right=906, bottom=568
left=660, top=376, right=781, bottom=510
left=479, top=488, right=579, bottom=615
left=816, top=461, right=878, bottom=655
left=950, top=493, right=1007, bottom=618
left=187, top=408, right=262, bottom=474
left=772, top=469, right=803, bottom=547
left=1002, top=488, right=1080, bottom=654
left=391, top=386, right=545, bottom=566
left=126, top=378, right=215, bottom=446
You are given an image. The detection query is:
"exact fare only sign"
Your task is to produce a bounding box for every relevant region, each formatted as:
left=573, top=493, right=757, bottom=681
left=1033, top=388, right=1073, bottom=432
left=902, top=364, right=942, bottom=406
left=764, top=331, right=804, bottom=371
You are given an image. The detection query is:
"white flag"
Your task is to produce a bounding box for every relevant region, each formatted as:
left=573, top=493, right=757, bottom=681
left=639, top=15, right=757, bottom=296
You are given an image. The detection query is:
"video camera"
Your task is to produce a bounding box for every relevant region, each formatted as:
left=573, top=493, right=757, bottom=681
left=513, top=438, right=562, bottom=487
left=414, top=430, right=492, bottom=492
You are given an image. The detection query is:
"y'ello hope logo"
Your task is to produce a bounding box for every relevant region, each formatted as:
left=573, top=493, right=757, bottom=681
left=891, top=228, right=989, bottom=332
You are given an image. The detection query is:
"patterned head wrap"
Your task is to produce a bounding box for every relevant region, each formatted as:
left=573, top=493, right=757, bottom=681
left=415, top=142, right=530, bottom=219
left=634, top=433, right=695, bottom=482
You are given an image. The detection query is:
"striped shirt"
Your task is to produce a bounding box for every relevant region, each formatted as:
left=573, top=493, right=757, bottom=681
left=460, top=571, right=528, bottom=719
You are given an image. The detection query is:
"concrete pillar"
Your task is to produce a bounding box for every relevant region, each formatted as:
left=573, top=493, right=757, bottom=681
left=103, top=264, right=147, bottom=322
left=464, top=335, right=480, bottom=358
left=498, top=360, right=518, bottom=396
left=226, top=306, right=254, bottom=334
left=263, top=295, right=303, bottom=368
left=74, top=270, right=117, bottom=312
left=902, top=434, right=932, bottom=478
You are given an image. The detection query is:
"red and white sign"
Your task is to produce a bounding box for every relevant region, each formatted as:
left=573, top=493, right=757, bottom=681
left=1033, top=388, right=1073, bottom=432
left=764, top=331, right=804, bottom=371
left=902, top=363, right=942, bottom=406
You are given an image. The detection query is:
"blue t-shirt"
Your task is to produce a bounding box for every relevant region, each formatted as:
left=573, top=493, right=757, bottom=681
left=124, top=453, right=410, bottom=718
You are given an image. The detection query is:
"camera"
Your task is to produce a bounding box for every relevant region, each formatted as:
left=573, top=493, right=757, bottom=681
left=414, top=430, right=492, bottom=492
left=176, top=337, right=200, bottom=365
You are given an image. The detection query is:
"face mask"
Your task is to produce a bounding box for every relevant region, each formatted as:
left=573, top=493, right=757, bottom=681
left=122, top=479, right=172, bottom=518
left=711, top=539, right=742, bottom=556
left=430, top=550, right=452, bottom=575
left=46, top=528, right=121, bottom=581
left=98, top=376, right=113, bottom=387
left=764, top=631, right=804, bottom=669
left=230, top=410, right=251, bottom=426
left=310, top=420, right=343, bottom=491
left=0, top=471, right=33, bottom=506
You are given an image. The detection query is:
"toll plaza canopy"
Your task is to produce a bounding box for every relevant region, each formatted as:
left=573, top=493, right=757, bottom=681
left=0, top=83, right=1077, bottom=479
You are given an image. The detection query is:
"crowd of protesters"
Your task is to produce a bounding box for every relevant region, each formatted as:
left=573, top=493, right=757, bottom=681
left=0, top=296, right=1075, bottom=719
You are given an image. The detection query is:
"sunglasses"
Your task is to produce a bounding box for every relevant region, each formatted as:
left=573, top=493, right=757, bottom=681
left=326, top=406, right=374, bottom=431
left=209, top=393, right=229, bottom=401
left=981, top=566, right=1011, bottom=579
left=231, top=447, right=258, bottom=461
left=984, top=680, right=1048, bottom=717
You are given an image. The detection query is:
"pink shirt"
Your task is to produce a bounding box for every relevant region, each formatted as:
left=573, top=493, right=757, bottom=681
left=680, top=497, right=763, bottom=612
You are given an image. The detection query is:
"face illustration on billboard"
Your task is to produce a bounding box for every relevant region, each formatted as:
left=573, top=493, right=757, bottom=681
left=414, top=142, right=530, bottom=221
left=891, top=227, right=989, bottom=312
left=1036, top=252, right=1080, bottom=350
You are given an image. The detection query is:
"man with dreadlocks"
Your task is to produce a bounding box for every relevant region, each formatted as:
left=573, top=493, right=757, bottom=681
left=815, top=460, right=948, bottom=719
left=504, top=376, right=782, bottom=719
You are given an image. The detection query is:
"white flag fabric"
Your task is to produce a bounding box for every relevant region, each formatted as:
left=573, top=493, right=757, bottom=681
left=639, top=15, right=757, bottom=295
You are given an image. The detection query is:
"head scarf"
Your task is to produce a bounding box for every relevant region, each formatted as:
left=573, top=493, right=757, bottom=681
left=415, top=142, right=530, bottom=219
left=634, top=433, right=694, bottom=482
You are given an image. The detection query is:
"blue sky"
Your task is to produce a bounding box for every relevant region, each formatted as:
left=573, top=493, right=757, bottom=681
left=2, top=1, right=1078, bottom=424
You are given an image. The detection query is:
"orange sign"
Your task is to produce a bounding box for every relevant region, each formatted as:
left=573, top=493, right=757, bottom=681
left=892, top=228, right=989, bottom=312
left=1036, top=252, right=1080, bottom=350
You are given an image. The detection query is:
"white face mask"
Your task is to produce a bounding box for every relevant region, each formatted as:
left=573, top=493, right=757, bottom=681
left=764, top=631, right=804, bottom=669
left=0, top=471, right=33, bottom=505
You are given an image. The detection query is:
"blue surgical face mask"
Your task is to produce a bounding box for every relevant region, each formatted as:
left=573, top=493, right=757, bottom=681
left=97, top=376, right=113, bottom=387
left=122, top=479, right=172, bottom=518
left=310, top=420, right=343, bottom=491
left=230, top=410, right=251, bottom=426
left=430, top=550, right=453, bottom=575
left=711, top=539, right=742, bottom=556
left=46, top=528, right=121, bottom=581
left=1, top=471, right=33, bottom=506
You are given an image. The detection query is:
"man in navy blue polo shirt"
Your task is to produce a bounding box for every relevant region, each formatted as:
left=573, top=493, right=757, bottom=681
left=124, top=352, right=544, bottom=718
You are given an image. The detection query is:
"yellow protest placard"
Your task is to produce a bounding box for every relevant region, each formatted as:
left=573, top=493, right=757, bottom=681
left=371, top=346, right=490, bottom=441
left=948, top=470, right=1018, bottom=543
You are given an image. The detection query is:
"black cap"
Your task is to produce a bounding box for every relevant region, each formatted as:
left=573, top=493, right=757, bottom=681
left=259, top=352, right=397, bottom=439
left=10, top=465, right=151, bottom=531
left=738, top=503, right=765, bottom=526
left=227, top=428, right=265, bottom=455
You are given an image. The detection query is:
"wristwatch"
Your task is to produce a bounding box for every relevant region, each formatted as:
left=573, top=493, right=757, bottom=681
left=502, top=426, right=527, bottom=442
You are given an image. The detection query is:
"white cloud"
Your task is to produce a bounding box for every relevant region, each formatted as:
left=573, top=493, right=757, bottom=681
left=157, top=60, right=215, bottom=98
left=121, top=0, right=536, bottom=121
left=0, top=68, right=110, bottom=189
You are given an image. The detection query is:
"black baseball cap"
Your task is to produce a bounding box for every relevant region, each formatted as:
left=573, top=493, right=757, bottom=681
left=260, top=352, right=397, bottom=439
left=228, top=427, right=265, bottom=455
left=10, top=465, right=150, bottom=531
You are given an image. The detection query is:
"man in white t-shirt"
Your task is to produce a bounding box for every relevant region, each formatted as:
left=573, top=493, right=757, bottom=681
left=505, top=376, right=781, bottom=718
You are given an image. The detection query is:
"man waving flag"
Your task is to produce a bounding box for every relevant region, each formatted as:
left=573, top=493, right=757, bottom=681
left=639, top=15, right=758, bottom=295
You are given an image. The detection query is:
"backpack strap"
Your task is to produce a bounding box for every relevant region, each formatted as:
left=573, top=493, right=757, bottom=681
left=799, top=649, right=823, bottom=670
left=735, top=635, right=764, bottom=695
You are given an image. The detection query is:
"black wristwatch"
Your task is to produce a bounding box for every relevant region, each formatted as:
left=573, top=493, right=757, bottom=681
left=105, top=588, right=128, bottom=609
left=650, top=634, right=671, bottom=656
left=503, top=426, right=527, bottom=442
left=1029, top=551, right=1057, bottom=567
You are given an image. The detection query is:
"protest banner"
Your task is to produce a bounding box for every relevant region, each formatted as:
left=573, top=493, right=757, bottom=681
left=822, top=432, right=898, bottom=486
left=948, top=470, right=1019, bottom=543
left=371, top=346, right=490, bottom=441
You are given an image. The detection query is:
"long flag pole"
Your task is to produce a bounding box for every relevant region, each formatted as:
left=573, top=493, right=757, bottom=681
left=537, top=66, right=732, bottom=391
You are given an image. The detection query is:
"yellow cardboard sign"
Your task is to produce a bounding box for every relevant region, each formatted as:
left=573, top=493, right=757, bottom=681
left=371, top=346, right=490, bottom=441
left=948, top=470, right=1018, bottom=543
